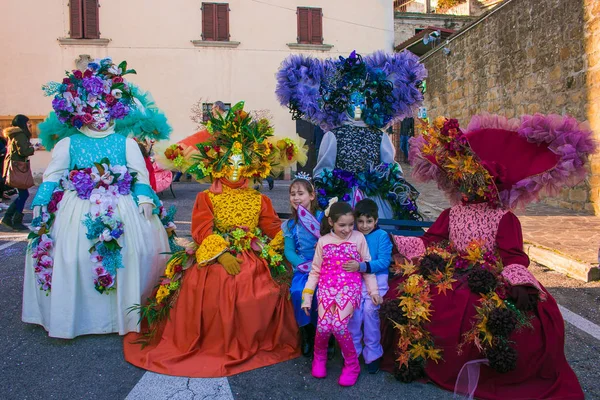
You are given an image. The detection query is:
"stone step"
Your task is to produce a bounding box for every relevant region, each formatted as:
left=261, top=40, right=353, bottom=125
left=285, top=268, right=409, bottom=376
left=524, top=241, right=600, bottom=283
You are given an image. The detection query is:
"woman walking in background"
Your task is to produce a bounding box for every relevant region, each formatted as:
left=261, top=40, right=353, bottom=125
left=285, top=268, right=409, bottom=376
left=1, top=114, right=35, bottom=230
left=0, top=131, right=8, bottom=211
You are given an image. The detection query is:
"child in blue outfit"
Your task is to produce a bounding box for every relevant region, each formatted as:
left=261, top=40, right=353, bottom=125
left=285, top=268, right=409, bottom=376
left=347, top=198, right=392, bottom=374
left=282, top=176, right=323, bottom=356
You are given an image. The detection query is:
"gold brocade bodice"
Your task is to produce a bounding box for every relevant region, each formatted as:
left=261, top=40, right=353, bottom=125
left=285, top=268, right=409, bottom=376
left=207, top=186, right=262, bottom=233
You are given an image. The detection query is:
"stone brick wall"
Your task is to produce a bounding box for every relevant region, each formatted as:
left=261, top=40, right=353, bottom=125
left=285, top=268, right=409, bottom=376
left=421, top=0, right=600, bottom=214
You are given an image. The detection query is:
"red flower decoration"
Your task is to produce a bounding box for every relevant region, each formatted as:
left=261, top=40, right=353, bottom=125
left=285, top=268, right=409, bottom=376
left=105, top=94, right=116, bottom=105
left=82, top=113, right=93, bottom=125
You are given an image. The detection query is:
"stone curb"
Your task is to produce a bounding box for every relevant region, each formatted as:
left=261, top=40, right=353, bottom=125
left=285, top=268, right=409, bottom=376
left=524, top=241, right=600, bottom=282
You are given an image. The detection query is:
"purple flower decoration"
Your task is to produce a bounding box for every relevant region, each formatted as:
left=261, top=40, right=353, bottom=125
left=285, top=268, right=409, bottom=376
left=52, top=97, right=69, bottom=112
left=82, top=76, right=105, bottom=96
left=71, top=171, right=95, bottom=199
left=72, top=116, right=84, bottom=129
left=455, top=258, right=470, bottom=270
left=109, top=102, right=130, bottom=120
left=333, top=169, right=357, bottom=187
left=111, top=227, right=124, bottom=240
left=117, top=172, right=133, bottom=194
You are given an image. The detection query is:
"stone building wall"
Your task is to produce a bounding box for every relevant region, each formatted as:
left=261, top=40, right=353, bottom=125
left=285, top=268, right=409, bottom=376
left=421, top=0, right=600, bottom=213
left=394, top=12, right=474, bottom=47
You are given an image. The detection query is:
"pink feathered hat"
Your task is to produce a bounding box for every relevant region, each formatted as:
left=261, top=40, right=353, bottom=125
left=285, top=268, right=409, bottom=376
left=410, top=113, right=596, bottom=209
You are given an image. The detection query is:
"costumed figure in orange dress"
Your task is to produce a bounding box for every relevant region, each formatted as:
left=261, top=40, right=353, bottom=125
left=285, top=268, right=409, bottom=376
left=124, top=101, right=306, bottom=377
left=380, top=113, right=594, bottom=399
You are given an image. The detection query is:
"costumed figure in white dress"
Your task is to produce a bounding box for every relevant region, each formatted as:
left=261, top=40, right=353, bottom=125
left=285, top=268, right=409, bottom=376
left=276, top=50, right=426, bottom=219
left=22, top=58, right=173, bottom=339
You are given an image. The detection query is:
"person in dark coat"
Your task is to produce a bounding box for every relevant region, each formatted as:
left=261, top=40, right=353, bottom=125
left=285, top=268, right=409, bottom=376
left=1, top=115, right=35, bottom=230
left=0, top=133, right=8, bottom=210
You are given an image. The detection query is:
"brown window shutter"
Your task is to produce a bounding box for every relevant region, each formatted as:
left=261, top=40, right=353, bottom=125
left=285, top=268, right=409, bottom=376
left=216, top=4, right=229, bottom=41
left=310, top=8, right=322, bottom=44
left=297, top=7, right=310, bottom=44
left=202, top=3, right=216, bottom=41
left=82, top=0, right=99, bottom=39
left=69, top=0, right=83, bottom=39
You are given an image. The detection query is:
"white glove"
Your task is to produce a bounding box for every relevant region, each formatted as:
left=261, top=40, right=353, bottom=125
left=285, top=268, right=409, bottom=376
left=33, top=205, right=46, bottom=220
left=138, top=203, right=153, bottom=220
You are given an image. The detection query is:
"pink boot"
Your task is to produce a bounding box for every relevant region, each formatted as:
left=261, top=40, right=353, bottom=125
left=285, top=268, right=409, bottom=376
left=337, top=330, right=361, bottom=386
left=312, top=331, right=329, bottom=378
left=338, top=355, right=360, bottom=386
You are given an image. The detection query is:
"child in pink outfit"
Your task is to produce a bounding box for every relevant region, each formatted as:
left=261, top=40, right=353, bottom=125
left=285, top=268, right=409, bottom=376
left=302, top=201, right=382, bottom=387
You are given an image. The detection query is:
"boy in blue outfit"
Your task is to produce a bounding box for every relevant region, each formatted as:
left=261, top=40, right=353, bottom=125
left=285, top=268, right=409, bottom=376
left=345, top=199, right=392, bottom=374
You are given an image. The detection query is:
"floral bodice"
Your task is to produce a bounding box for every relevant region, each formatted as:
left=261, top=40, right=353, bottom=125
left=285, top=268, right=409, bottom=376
left=69, top=133, right=127, bottom=169
left=207, top=186, right=262, bottom=233
left=449, top=203, right=507, bottom=252
left=318, top=242, right=363, bottom=311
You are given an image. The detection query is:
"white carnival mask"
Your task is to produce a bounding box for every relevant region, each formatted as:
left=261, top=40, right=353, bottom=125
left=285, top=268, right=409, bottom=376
left=91, top=106, right=111, bottom=131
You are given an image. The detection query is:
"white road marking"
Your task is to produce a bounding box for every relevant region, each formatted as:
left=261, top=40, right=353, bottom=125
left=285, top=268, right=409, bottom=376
left=126, top=372, right=233, bottom=400
left=559, top=304, right=600, bottom=341
left=0, top=240, right=24, bottom=251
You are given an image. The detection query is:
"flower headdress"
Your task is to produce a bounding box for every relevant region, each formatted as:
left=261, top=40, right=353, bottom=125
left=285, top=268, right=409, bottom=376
left=411, top=113, right=596, bottom=209
left=42, top=57, right=137, bottom=129
left=39, top=83, right=171, bottom=151
left=276, top=50, right=427, bottom=130
left=187, top=101, right=307, bottom=182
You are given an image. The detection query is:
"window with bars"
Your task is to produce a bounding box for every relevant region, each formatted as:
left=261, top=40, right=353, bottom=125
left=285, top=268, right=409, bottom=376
left=69, top=0, right=100, bottom=39
left=202, top=3, right=230, bottom=41
left=202, top=102, right=232, bottom=122
left=297, top=7, right=323, bottom=45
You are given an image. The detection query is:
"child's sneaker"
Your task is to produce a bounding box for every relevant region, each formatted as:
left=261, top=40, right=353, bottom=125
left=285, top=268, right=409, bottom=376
left=366, top=358, right=381, bottom=374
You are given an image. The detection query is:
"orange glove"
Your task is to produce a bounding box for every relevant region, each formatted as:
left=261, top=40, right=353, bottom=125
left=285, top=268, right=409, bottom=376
left=217, top=252, right=243, bottom=275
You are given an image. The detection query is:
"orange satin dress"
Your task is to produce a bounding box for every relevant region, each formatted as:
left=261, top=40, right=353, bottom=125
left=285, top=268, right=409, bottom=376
left=123, top=180, right=300, bottom=377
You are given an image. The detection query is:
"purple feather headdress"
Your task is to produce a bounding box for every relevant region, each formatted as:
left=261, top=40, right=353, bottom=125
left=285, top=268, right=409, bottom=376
left=275, top=50, right=427, bottom=131
left=411, top=113, right=597, bottom=209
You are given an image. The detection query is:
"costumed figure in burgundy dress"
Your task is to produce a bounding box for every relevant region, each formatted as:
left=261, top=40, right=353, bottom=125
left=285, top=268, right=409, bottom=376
left=380, top=113, right=594, bottom=399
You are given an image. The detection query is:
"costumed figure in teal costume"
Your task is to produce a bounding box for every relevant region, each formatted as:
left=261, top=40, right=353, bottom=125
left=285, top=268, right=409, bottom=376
left=22, top=57, right=175, bottom=339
